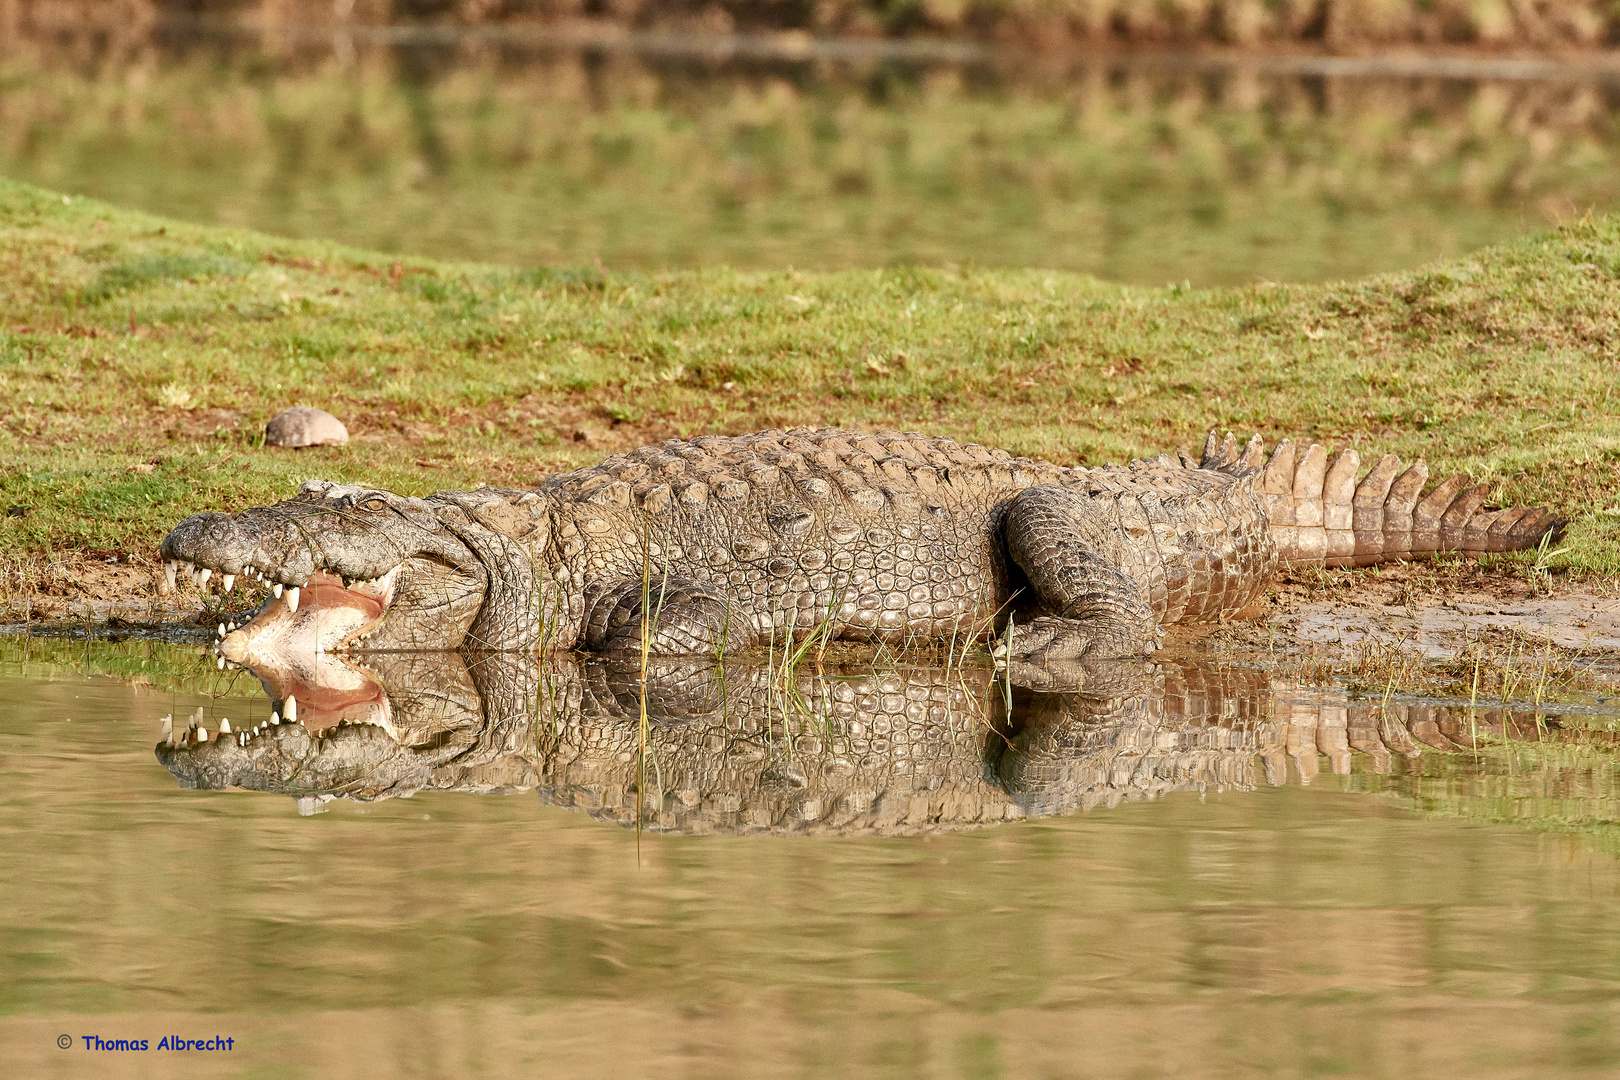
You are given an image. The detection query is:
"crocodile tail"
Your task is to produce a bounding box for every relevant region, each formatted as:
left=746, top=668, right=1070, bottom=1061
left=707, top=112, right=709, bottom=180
left=1196, top=431, right=1567, bottom=568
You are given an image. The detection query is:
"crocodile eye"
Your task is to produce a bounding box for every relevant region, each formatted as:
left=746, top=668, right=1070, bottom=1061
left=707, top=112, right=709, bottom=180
left=359, top=497, right=390, bottom=513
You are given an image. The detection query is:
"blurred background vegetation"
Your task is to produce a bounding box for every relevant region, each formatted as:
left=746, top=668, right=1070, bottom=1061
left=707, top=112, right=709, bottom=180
left=7, top=0, right=1620, bottom=48
left=3, top=4, right=1619, bottom=284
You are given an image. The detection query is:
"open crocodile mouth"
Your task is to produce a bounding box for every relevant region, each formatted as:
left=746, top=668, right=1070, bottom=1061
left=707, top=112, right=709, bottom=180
left=170, top=557, right=404, bottom=661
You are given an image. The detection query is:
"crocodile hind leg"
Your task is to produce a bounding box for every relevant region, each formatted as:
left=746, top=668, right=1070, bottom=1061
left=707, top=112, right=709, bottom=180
left=995, top=485, right=1162, bottom=664
left=581, top=576, right=754, bottom=658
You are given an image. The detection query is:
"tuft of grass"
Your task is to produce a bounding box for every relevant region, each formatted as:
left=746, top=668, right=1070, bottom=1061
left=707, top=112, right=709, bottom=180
left=2, top=178, right=1620, bottom=602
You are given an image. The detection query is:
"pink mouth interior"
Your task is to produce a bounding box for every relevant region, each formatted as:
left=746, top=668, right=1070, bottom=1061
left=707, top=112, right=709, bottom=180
left=300, top=571, right=388, bottom=623
left=270, top=670, right=390, bottom=735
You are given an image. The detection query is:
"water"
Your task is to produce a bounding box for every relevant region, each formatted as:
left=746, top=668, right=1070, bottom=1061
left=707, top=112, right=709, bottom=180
left=4, top=635, right=1620, bottom=1078
left=4, top=30, right=1620, bottom=284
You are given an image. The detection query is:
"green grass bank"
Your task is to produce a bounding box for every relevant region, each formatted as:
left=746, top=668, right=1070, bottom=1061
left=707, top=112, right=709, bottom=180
left=1, top=177, right=1618, bottom=610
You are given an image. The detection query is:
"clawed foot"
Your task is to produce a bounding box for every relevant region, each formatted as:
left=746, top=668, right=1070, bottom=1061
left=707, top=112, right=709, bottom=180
left=990, top=617, right=1102, bottom=664
left=990, top=616, right=1159, bottom=690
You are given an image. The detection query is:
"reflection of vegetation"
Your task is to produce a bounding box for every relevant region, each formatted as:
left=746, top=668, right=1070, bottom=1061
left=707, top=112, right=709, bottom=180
left=3, top=46, right=1619, bottom=283
left=0, top=636, right=218, bottom=694
left=1348, top=733, right=1620, bottom=859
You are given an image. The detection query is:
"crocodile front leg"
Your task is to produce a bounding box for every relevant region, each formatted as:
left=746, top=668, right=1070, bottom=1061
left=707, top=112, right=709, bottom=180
left=996, top=485, right=1162, bottom=665
left=581, top=576, right=755, bottom=658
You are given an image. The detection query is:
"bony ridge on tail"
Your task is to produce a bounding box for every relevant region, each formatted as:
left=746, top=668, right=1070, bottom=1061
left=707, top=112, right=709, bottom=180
left=1198, top=430, right=1564, bottom=568
left=157, top=426, right=1567, bottom=666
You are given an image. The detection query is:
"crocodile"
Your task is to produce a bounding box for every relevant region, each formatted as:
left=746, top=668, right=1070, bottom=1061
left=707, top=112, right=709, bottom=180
left=155, top=649, right=1584, bottom=835
left=158, top=427, right=1566, bottom=668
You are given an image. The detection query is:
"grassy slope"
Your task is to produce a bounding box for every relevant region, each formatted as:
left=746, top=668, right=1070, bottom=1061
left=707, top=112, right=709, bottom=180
left=2, top=177, right=1618, bottom=596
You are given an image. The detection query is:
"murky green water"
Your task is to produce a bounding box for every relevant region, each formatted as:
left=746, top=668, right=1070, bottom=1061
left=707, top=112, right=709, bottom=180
left=5, top=32, right=1620, bottom=284
left=3, top=635, right=1620, bottom=1078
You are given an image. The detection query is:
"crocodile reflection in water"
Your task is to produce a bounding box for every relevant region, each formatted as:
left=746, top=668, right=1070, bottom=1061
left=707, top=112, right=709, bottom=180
left=155, top=650, right=1573, bottom=835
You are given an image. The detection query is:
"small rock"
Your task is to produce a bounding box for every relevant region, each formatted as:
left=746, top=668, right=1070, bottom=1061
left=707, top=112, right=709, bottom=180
left=265, top=407, right=349, bottom=449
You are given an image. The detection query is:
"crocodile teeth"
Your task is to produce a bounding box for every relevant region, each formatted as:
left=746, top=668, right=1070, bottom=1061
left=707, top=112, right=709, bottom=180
left=197, top=727, right=209, bottom=742
left=273, top=583, right=284, bottom=598
left=286, top=587, right=300, bottom=613
left=164, top=560, right=178, bottom=590
left=284, top=696, right=297, bottom=723
left=222, top=574, right=235, bottom=592
left=219, top=718, right=231, bottom=733
left=217, top=623, right=226, bottom=638
left=216, top=655, right=226, bottom=669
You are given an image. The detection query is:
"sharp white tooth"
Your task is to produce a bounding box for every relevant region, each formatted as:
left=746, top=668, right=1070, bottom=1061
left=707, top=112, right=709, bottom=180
left=222, top=574, right=235, bottom=592
left=285, top=696, right=297, bottom=723
left=239, top=733, right=247, bottom=746
left=159, top=715, right=173, bottom=735
left=217, top=623, right=226, bottom=638
left=199, top=568, right=212, bottom=585
left=270, top=710, right=280, bottom=724
left=287, top=587, right=300, bottom=613
left=220, top=718, right=231, bottom=733
left=164, top=561, right=178, bottom=590
left=228, top=622, right=236, bottom=632
left=217, top=655, right=225, bottom=669
left=273, top=583, right=284, bottom=598
left=197, top=727, right=209, bottom=742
